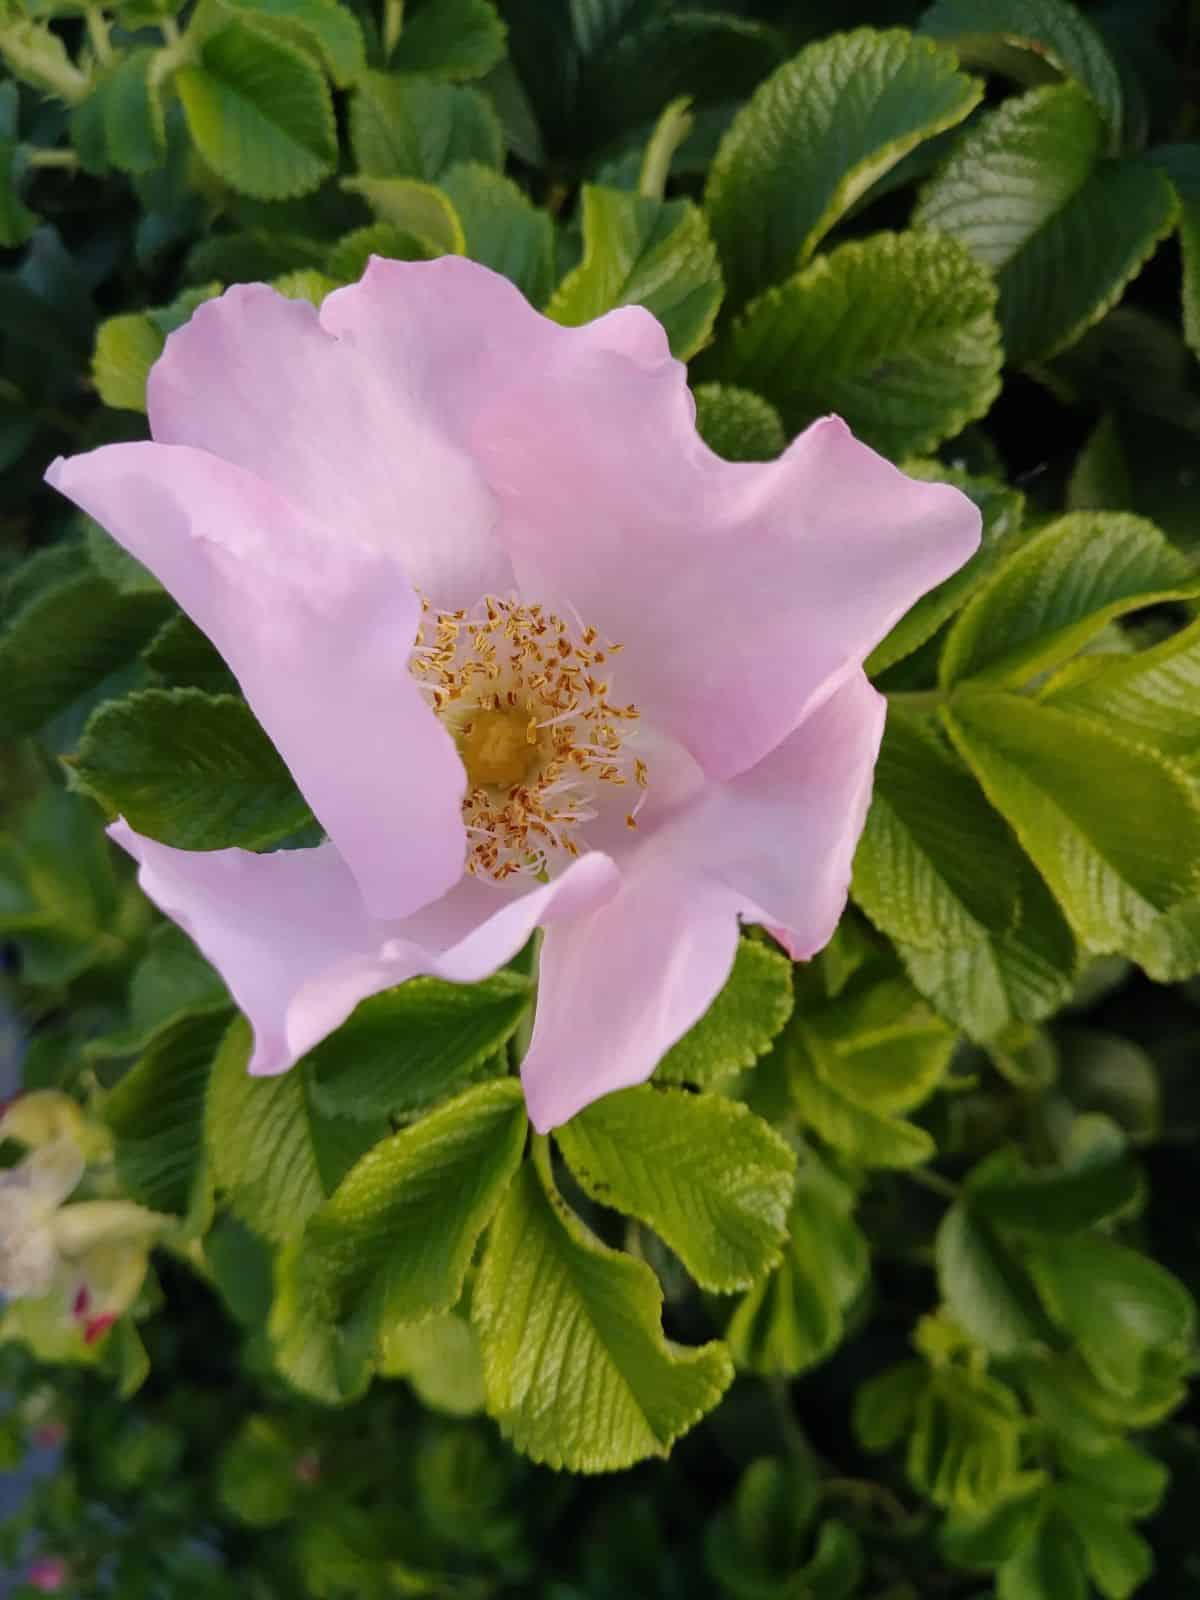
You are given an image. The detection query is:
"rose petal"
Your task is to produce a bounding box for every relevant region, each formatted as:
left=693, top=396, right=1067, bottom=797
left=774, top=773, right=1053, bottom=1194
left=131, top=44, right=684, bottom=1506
left=148, top=284, right=510, bottom=609
left=48, top=443, right=465, bottom=920
left=519, top=859, right=740, bottom=1131
left=110, top=821, right=619, bottom=1080
left=660, top=671, right=887, bottom=959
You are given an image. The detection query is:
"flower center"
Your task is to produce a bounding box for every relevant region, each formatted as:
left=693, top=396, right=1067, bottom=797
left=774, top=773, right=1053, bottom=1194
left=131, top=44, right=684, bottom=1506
left=411, top=596, right=646, bottom=883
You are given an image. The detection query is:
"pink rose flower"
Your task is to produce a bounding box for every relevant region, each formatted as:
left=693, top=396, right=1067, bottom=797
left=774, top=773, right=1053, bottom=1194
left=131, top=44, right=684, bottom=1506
left=47, top=259, right=978, bottom=1129
left=27, top=1557, right=70, bottom=1592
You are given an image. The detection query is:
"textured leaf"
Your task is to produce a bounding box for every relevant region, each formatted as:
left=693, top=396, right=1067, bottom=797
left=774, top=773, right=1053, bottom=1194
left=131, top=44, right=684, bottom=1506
left=915, top=82, right=1178, bottom=363
left=473, top=1152, right=733, bottom=1471
left=546, top=185, right=723, bottom=361
left=802, top=972, right=957, bottom=1116
left=379, top=1311, right=485, bottom=1416
left=656, top=937, right=793, bottom=1087
left=1151, top=145, right=1200, bottom=360
left=908, top=1367, right=1023, bottom=1512
left=72, top=688, right=313, bottom=851
left=218, top=0, right=366, bottom=85
left=391, top=0, right=506, bottom=80
left=176, top=20, right=337, bottom=200
left=920, top=0, right=1124, bottom=144
left=101, top=49, right=166, bottom=175
left=945, top=691, right=1200, bottom=975
left=272, top=1079, right=526, bottom=1402
left=940, top=511, right=1200, bottom=688
left=342, top=176, right=464, bottom=254
left=557, top=1086, right=795, bottom=1293
left=206, top=1019, right=386, bottom=1245
left=143, top=613, right=240, bottom=696
left=306, top=971, right=529, bottom=1121
left=691, top=383, right=786, bottom=463
left=88, top=924, right=228, bottom=1063
left=1042, top=618, right=1200, bottom=767
left=326, top=221, right=440, bottom=282
left=438, top=161, right=554, bottom=304
left=705, top=27, right=981, bottom=305
left=105, top=1012, right=229, bottom=1215
left=713, top=231, right=1001, bottom=458
left=853, top=709, right=1077, bottom=1039
left=349, top=72, right=502, bottom=180
left=936, top=1202, right=1056, bottom=1354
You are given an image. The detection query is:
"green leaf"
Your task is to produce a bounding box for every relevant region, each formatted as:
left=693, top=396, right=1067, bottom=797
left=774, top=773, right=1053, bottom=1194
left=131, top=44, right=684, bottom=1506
left=914, top=82, right=1178, bottom=364
left=936, top=1202, right=1056, bottom=1354
left=473, top=1150, right=733, bottom=1472
left=996, top=1510, right=1088, bottom=1600
left=72, top=688, right=313, bottom=851
left=176, top=20, right=337, bottom=200
left=854, top=711, right=1077, bottom=1040
left=1056, top=1436, right=1167, bottom=1519
left=941, top=1478, right=1048, bottom=1568
left=557, top=1086, right=795, bottom=1293
left=99, top=48, right=165, bottom=175
left=1041, top=616, right=1200, bottom=766
left=88, top=923, right=228, bottom=1063
left=217, top=0, right=366, bottom=86
left=867, top=469, right=1024, bottom=676
left=391, top=0, right=506, bottom=80
left=966, top=1119, right=1141, bottom=1234
left=803, top=972, right=957, bottom=1116
left=105, top=1011, right=229, bottom=1215
left=93, top=284, right=222, bottom=414
left=379, top=1310, right=486, bottom=1416
left=143, top=612, right=240, bottom=696
left=656, top=937, right=793, bottom=1087
left=0, top=557, right=170, bottom=740
left=438, top=161, right=554, bottom=304
left=206, top=1019, right=386, bottom=1245
left=944, top=691, right=1200, bottom=976
left=1055, top=1026, right=1160, bottom=1142
left=940, top=511, right=1200, bottom=688
left=908, top=1367, right=1023, bottom=1511
left=546, top=185, right=723, bottom=362
left=1025, top=1234, right=1195, bottom=1395
left=327, top=221, right=440, bottom=281
left=1151, top=145, right=1200, bottom=359
left=272, top=1079, right=526, bottom=1402
left=1055, top=1482, right=1151, bottom=1600
left=705, top=27, right=981, bottom=306
left=920, top=0, right=1124, bottom=146
left=342, top=176, right=464, bottom=254
left=692, top=384, right=786, bottom=463
left=349, top=72, right=502, bottom=181
left=726, top=1160, right=868, bottom=1376
left=218, top=1415, right=304, bottom=1527
left=712, top=231, right=1001, bottom=458
left=0, top=129, right=38, bottom=248
left=306, top=971, right=529, bottom=1121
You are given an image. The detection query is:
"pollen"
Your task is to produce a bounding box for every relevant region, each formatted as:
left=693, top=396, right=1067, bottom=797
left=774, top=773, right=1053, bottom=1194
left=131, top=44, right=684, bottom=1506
left=411, top=595, right=644, bottom=883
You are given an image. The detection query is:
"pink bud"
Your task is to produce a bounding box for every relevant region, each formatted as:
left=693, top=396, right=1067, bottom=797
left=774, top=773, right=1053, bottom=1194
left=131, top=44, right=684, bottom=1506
left=27, top=1556, right=70, bottom=1592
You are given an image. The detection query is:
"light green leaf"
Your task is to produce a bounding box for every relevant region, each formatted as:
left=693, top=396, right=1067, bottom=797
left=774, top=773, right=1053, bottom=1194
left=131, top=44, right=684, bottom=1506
left=656, top=936, right=793, bottom=1087
left=349, top=72, right=502, bottom=180
left=1055, top=1482, right=1151, bottom=1600
left=176, top=20, right=337, bottom=200
left=854, top=1360, right=927, bottom=1452
left=914, top=82, right=1178, bottom=363
left=854, top=710, right=1077, bottom=1040
left=705, top=27, right=980, bottom=305
left=72, top=687, right=313, bottom=851
left=996, top=1511, right=1088, bottom=1600
left=1025, top=1233, right=1195, bottom=1396
left=379, top=1310, right=486, bottom=1416
left=944, top=691, right=1200, bottom=976
left=206, top=1018, right=386, bottom=1245
left=105, top=1011, right=228, bottom=1215
left=803, top=973, right=957, bottom=1116
left=1056, top=1436, right=1167, bottom=1520
left=557, top=1086, right=795, bottom=1293
left=342, top=176, right=464, bottom=254
left=391, top=0, right=506, bottom=80
left=438, top=161, right=554, bottom=304
left=1041, top=616, right=1200, bottom=766
left=936, top=1202, right=1056, bottom=1354
left=218, top=1416, right=303, bottom=1527
left=1151, top=145, right=1200, bottom=359
left=326, top=222, right=439, bottom=282
left=473, top=1151, right=733, bottom=1472
left=692, top=383, right=786, bottom=463
left=0, top=19, right=88, bottom=103
left=941, top=1478, right=1048, bottom=1568
left=713, top=231, right=1001, bottom=458
left=940, top=511, right=1200, bottom=688
left=217, top=0, right=366, bottom=86
left=867, top=469, right=1024, bottom=676
left=546, top=185, right=723, bottom=361
left=272, top=1079, right=526, bottom=1402
left=101, top=49, right=165, bottom=175
left=93, top=285, right=222, bottom=414
left=305, top=971, right=529, bottom=1121
left=920, top=0, right=1124, bottom=145
left=726, top=1160, right=868, bottom=1376
left=908, top=1368, right=1023, bottom=1511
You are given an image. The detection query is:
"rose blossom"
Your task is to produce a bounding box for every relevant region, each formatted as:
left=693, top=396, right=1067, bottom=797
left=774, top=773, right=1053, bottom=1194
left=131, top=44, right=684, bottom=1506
left=47, top=257, right=979, bottom=1129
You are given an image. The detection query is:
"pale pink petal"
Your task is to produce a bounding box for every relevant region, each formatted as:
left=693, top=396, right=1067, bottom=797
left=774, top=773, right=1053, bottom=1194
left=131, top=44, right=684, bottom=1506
left=48, top=444, right=465, bottom=921
left=660, top=671, right=887, bottom=959
left=110, top=822, right=618, bottom=1080
left=519, top=859, right=740, bottom=1131
left=147, top=284, right=510, bottom=609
